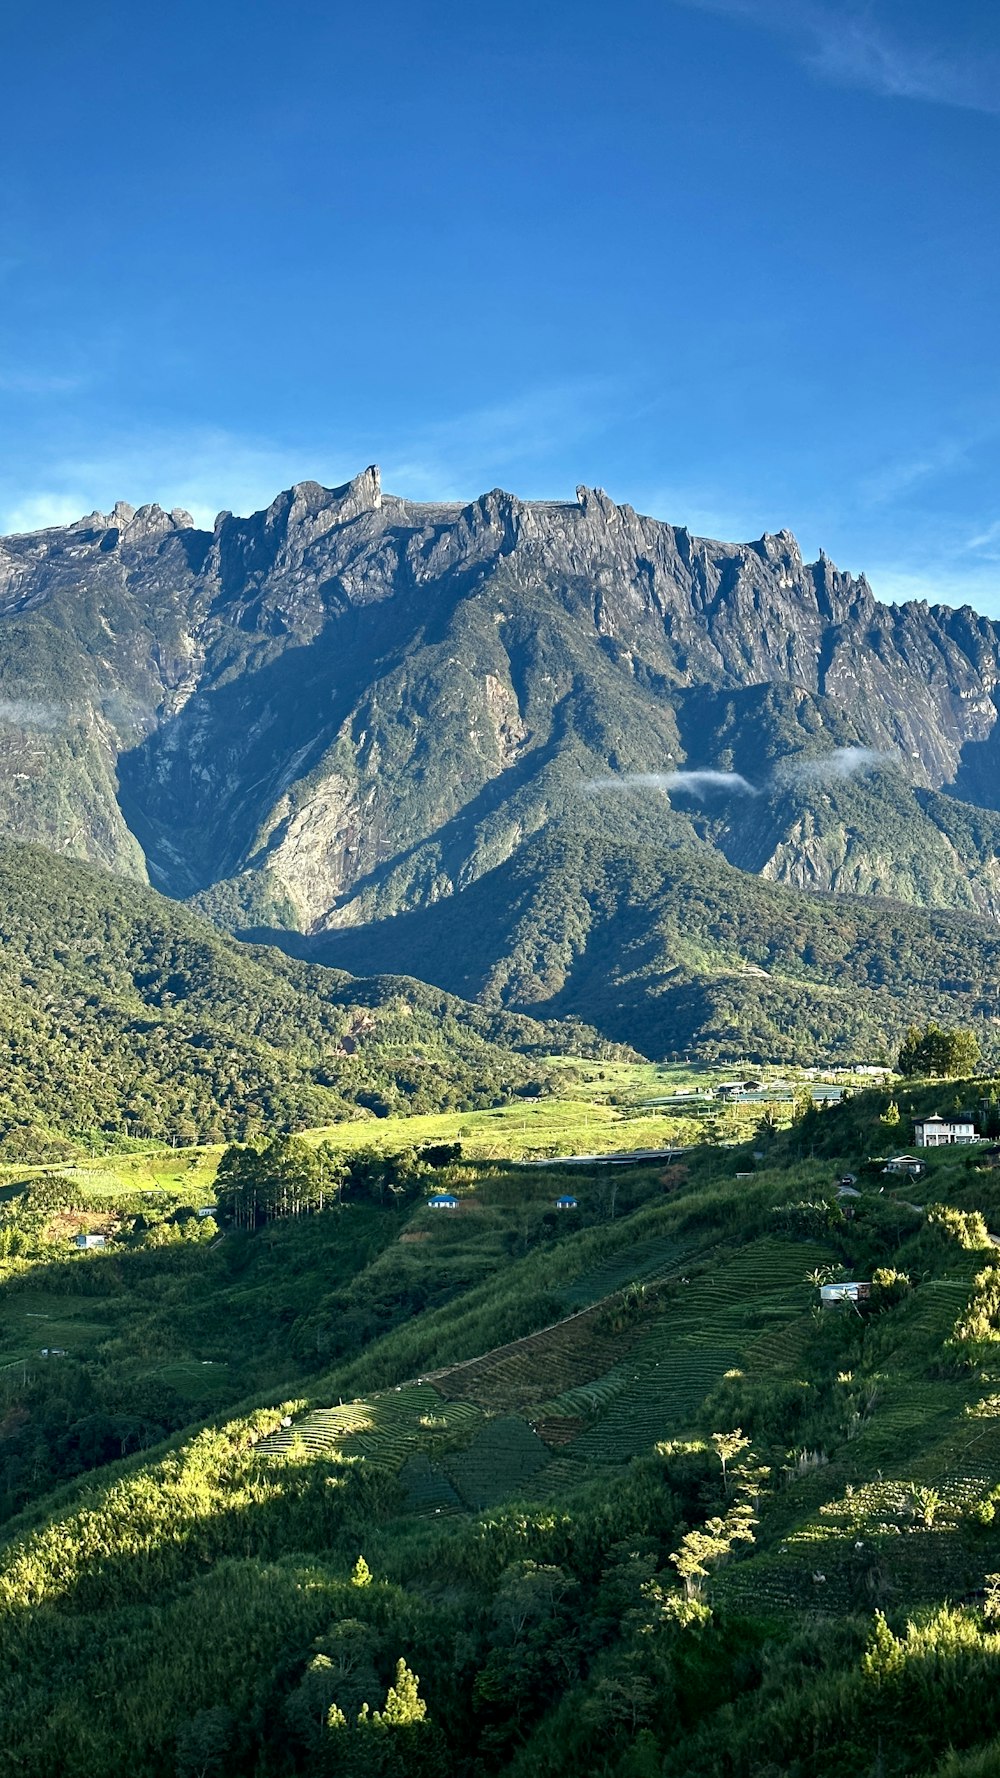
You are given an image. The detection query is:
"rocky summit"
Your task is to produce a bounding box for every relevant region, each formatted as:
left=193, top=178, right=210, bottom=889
left=3, top=466, right=1000, bottom=944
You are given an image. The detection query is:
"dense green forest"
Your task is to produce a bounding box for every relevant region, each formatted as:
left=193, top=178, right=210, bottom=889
left=307, top=830, right=1000, bottom=1063
left=3, top=1076, right=1000, bottom=1773
left=0, top=843, right=611, bottom=1155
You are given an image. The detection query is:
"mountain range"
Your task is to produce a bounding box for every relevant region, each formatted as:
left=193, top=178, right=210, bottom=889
left=5, top=468, right=1000, bottom=1057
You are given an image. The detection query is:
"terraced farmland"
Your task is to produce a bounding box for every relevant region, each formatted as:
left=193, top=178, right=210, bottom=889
left=559, top=1234, right=695, bottom=1309
left=259, top=1383, right=482, bottom=1469
left=568, top=1334, right=744, bottom=1462
left=398, top=1451, right=465, bottom=1517
left=557, top=1237, right=834, bottom=1463
left=260, top=1233, right=836, bottom=1501
left=443, top=1415, right=551, bottom=1508
left=429, top=1303, right=639, bottom=1411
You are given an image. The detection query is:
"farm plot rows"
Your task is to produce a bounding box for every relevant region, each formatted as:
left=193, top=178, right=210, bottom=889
left=560, top=1235, right=694, bottom=1309
left=259, top=1384, right=481, bottom=1470
left=263, top=1236, right=833, bottom=1504
left=561, top=1238, right=833, bottom=1465
left=443, top=1415, right=551, bottom=1509
left=569, top=1332, right=743, bottom=1462
left=430, top=1240, right=726, bottom=1414
left=398, top=1451, right=465, bottom=1517
left=431, top=1306, right=638, bottom=1412
left=530, top=1454, right=593, bottom=1498
left=741, top=1312, right=816, bottom=1374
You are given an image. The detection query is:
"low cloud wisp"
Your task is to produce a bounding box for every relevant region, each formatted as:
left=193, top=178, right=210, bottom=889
left=586, top=769, right=758, bottom=797
left=0, top=698, right=63, bottom=731
left=781, top=745, right=893, bottom=785
left=586, top=747, right=898, bottom=803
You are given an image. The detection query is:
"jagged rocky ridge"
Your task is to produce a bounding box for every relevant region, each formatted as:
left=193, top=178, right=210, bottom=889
left=2, top=466, right=1000, bottom=938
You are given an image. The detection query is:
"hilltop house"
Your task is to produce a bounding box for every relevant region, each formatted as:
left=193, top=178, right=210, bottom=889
left=914, top=1114, right=978, bottom=1148
left=882, top=1155, right=926, bottom=1179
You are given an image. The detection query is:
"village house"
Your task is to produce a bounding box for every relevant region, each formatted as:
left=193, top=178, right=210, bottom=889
left=914, top=1114, right=978, bottom=1148
left=427, top=1193, right=460, bottom=1211
left=882, top=1155, right=927, bottom=1179
left=73, top=1233, right=105, bottom=1250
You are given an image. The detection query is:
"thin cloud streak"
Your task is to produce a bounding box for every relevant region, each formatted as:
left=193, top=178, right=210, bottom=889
left=587, top=749, right=898, bottom=803
left=0, top=380, right=624, bottom=536
left=677, top=0, right=1000, bottom=114
left=0, top=699, right=64, bottom=731
left=586, top=769, right=759, bottom=796
left=780, top=745, right=895, bottom=785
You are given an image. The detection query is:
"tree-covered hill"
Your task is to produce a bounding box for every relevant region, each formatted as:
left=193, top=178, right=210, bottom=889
left=2, top=1082, right=1000, bottom=1773
left=0, top=843, right=592, bottom=1154
left=307, top=830, right=1000, bottom=1063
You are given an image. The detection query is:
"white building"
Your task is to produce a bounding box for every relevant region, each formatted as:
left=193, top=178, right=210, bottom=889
left=820, top=1281, right=871, bottom=1306
left=882, top=1154, right=926, bottom=1178
left=913, top=1114, right=978, bottom=1148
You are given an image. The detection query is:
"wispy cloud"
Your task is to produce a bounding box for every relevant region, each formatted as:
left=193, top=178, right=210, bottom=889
left=0, top=428, right=355, bottom=536
left=586, top=769, right=759, bottom=796
left=587, top=750, right=899, bottom=802
left=0, top=699, right=64, bottom=731
left=779, top=745, right=894, bottom=785
left=381, top=380, right=623, bottom=503
left=0, top=380, right=622, bottom=537
left=964, top=519, right=1000, bottom=559
left=632, top=477, right=775, bottom=543
left=678, top=0, right=1000, bottom=114
left=0, top=369, right=88, bottom=397
left=863, top=562, right=1000, bottom=612
left=859, top=437, right=976, bottom=508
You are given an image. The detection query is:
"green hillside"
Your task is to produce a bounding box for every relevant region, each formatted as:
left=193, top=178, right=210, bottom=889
left=301, top=829, right=1000, bottom=1064
left=2, top=1080, right=1000, bottom=1772
left=0, top=843, right=595, bottom=1155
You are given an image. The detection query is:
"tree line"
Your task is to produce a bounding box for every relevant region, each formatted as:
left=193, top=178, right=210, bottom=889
left=214, top=1138, right=462, bottom=1229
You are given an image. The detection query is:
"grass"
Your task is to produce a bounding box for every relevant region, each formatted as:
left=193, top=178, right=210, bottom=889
left=0, top=1057, right=861, bottom=1207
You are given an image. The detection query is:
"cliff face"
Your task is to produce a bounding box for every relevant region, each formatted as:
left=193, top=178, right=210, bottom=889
left=2, top=466, right=999, bottom=931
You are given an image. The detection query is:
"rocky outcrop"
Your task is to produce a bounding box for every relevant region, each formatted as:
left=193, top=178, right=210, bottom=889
left=0, top=468, right=999, bottom=932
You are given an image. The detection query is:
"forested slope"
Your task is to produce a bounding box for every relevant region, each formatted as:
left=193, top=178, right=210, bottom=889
left=305, top=830, right=1000, bottom=1062
left=0, top=844, right=580, bottom=1153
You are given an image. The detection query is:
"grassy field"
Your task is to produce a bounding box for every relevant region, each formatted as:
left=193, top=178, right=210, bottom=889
left=0, top=1056, right=840, bottom=1204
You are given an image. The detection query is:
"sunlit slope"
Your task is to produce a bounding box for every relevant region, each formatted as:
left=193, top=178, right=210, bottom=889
left=2, top=1096, right=1000, bottom=1775
left=0, top=841, right=574, bottom=1151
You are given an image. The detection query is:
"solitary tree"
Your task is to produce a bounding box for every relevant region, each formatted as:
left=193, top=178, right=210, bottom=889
left=711, top=1428, right=751, bottom=1497
left=372, top=1659, right=428, bottom=1727
left=897, top=1023, right=981, bottom=1080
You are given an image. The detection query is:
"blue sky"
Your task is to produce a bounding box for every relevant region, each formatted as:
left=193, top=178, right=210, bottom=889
left=1, top=0, right=999, bottom=611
